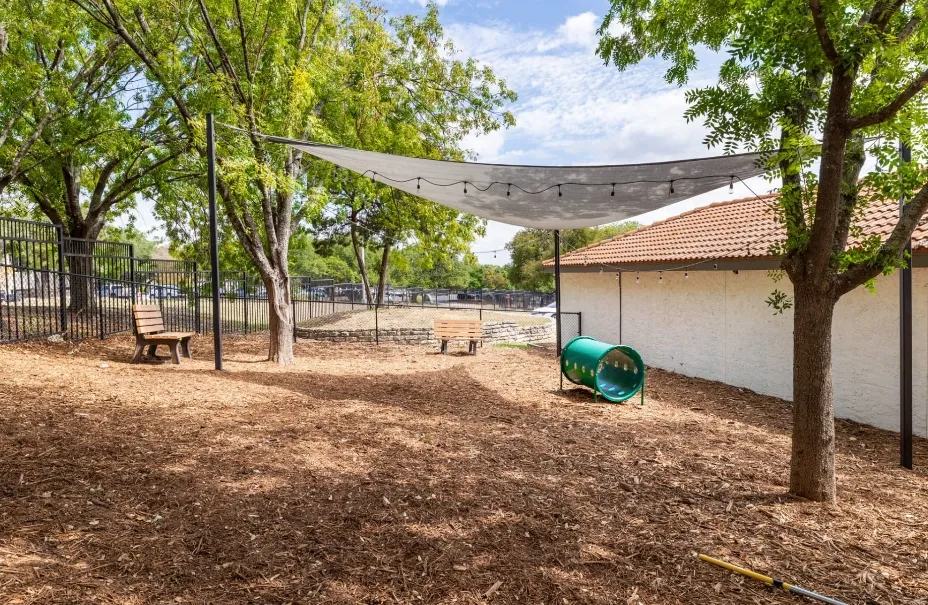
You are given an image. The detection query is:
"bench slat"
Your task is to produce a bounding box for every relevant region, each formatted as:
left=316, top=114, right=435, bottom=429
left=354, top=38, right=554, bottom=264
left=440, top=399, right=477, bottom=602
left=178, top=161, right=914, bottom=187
left=142, top=332, right=194, bottom=341
left=137, top=323, right=165, bottom=334
left=132, top=304, right=160, bottom=312
left=135, top=317, right=164, bottom=328
left=133, top=310, right=162, bottom=318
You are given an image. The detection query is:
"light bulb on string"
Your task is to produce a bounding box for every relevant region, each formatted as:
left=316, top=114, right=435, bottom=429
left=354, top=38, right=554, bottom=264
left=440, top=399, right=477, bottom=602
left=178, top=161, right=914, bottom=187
left=506, top=184, right=511, bottom=197
left=670, top=180, right=675, bottom=194
left=714, top=263, right=718, bottom=269
left=416, top=177, right=421, bottom=190
left=599, top=266, right=603, bottom=274
left=729, top=176, right=734, bottom=194
left=611, top=183, right=615, bottom=197
left=463, top=182, right=468, bottom=194
left=636, top=272, right=640, bottom=283
left=558, top=185, right=562, bottom=197
left=685, top=271, right=688, bottom=279
left=615, top=272, right=620, bottom=281
left=659, top=271, right=663, bottom=283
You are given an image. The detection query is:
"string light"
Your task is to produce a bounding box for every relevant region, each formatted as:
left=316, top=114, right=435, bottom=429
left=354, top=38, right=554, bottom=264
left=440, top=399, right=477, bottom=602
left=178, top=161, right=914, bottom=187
left=417, top=177, right=421, bottom=190
left=558, top=185, right=562, bottom=197
left=615, top=272, right=620, bottom=281
left=611, top=183, right=615, bottom=197
left=371, top=172, right=377, bottom=183
left=729, top=176, right=734, bottom=194
left=685, top=271, right=688, bottom=278
left=636, top=272, right=639, bottom=283
left=670, top=180, right=675, bottom=194
left=506, top=184, right=511, bottom=197
left=659, top=271, right=663, bottom=282
left=463, top=181, right=468, bottom=194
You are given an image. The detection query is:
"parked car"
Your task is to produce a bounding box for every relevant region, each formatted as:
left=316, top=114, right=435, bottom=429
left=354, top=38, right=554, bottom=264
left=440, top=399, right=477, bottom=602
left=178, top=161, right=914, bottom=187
left=150, top=285, right=184, bottom=299
left=531, top=302, right=557, bottom=318
left=109, top=286, right=134, bottom=299
left=0, top=289, right=21, bottom=302
left=456, top=292, right=480, bottom=301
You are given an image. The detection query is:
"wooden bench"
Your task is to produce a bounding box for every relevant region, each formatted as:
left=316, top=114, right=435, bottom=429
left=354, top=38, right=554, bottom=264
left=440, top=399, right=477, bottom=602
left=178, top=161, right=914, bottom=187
left=131, top=304, right=195, bottom=364
left=433, top=319, right=482, bottom=355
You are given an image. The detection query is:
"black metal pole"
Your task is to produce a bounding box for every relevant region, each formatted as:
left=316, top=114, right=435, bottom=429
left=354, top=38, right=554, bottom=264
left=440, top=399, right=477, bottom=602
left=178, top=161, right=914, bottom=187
left=207, top=113, right=223, bottom=370
left=900, top=140, right=913, bottom=470
left=554, top=229, right=562, bottom=356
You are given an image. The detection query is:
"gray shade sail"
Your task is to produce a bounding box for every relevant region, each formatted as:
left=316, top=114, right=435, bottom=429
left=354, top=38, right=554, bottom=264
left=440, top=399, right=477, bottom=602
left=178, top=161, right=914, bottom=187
left=267, top=134, right=768, bottom=229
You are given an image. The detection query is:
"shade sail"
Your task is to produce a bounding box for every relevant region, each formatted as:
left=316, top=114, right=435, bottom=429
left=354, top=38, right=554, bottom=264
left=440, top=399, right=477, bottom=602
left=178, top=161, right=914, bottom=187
left=265, top=134, right=768, bottom=229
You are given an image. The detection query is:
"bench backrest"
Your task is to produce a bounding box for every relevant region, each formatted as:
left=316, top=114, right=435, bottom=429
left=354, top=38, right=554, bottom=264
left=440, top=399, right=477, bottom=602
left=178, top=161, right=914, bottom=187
left=132, top=304, right=165, bottom=335
left=433, top=319, right=482, bottom=340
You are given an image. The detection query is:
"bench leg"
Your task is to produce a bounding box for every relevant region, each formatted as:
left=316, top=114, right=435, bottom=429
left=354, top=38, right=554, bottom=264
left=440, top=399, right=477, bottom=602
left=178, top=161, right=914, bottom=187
left=168, top=341, right=181, bottom=365
left=470, top=341, right=477, bottom=355
left=180, top=338, right=192, bottom=359
left=441, top=340, right=448, bottom=355
left=147, top=344, right=158, bottom=359
left=131, top=338, right=145, bottom=364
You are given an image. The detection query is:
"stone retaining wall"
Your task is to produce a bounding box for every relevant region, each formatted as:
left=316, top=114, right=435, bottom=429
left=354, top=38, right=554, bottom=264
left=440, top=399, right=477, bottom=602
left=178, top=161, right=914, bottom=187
left=296, top=320, right=554, bottom=344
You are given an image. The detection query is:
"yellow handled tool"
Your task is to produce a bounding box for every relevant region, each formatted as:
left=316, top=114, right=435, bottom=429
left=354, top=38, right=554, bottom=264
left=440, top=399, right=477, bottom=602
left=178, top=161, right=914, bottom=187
left=698, top=554, right=850, bottom=605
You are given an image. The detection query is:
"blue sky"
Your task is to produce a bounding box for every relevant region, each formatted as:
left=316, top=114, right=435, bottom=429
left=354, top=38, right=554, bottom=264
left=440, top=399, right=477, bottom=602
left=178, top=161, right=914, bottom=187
left=384, top=0, right=777, bottom=264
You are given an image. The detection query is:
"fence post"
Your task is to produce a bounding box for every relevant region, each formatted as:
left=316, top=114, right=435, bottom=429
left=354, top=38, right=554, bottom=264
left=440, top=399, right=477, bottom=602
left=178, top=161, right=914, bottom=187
left=129, top=244, right=137, bottom=304
left=578, top=311, right=582, bottom=336
left=97, top=278, right=105, bottom=340
left=375, top=302, right=379, bottom=345
left=242, top=271, right=248, bottom=335
left=55, top=225, right=67, bottom=333
left=193, top=262, right=201, bottom=333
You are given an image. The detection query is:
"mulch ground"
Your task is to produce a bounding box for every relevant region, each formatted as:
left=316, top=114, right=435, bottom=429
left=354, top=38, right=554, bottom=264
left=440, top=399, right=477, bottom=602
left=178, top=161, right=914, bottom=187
left=0, top=335, right=926, bottom=605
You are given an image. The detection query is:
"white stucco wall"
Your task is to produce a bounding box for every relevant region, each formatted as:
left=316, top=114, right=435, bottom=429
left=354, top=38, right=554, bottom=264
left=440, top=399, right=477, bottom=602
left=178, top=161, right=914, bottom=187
left=561, top=268, right=928, bottom=438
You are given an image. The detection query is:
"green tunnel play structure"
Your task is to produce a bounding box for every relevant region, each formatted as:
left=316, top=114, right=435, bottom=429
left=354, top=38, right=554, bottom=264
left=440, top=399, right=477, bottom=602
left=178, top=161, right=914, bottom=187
left=561, top=336, right=645, bottom=403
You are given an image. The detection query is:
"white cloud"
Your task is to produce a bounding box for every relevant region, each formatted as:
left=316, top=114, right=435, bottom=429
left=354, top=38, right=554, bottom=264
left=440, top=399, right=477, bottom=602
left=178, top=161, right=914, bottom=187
left=555, top=12, right=599, bottom=49
left=412, top=0, right=448, bottom=5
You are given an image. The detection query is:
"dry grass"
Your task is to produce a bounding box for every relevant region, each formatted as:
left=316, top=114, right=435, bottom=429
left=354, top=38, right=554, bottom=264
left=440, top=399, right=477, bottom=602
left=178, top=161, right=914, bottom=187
left=0, top=335, right=926, bottom=604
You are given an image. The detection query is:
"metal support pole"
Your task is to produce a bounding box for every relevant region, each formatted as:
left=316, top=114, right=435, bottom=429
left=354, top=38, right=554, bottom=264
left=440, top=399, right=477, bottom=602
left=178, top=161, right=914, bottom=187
left=900, top=141, right=913, bottom=470
left=554, top=229, right=563, bottom=356
left=207, top=113, right=223, bottom=370
left=375, top=303, right=379, bottom=345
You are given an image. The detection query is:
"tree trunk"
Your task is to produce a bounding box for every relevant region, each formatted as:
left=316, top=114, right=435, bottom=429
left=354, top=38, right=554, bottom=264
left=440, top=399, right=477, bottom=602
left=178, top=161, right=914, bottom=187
left=789, top=282, right=838, bottom=502
left=349, top=222, right=373, bottom=308
left=263, top=270, right=294, bottom=365
left=64, top=237, right=97, bottom=314
left=376, top=242, right=391, bottom=305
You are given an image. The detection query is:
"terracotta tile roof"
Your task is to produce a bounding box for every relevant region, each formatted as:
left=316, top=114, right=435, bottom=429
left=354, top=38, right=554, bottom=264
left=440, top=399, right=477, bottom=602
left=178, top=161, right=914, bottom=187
left=545, top=193, right=928, bottom=267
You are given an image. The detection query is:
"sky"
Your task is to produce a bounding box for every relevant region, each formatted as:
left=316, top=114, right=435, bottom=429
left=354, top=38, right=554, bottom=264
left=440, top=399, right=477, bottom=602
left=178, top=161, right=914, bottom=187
left=125, top=0, right=778, bottom=264
left=381, top=0, right=777, bottom=265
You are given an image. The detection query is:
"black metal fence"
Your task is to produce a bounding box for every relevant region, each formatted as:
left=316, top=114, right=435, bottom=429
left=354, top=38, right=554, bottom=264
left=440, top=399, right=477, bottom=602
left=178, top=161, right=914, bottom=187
left=0, top=217, right=566, bottom=345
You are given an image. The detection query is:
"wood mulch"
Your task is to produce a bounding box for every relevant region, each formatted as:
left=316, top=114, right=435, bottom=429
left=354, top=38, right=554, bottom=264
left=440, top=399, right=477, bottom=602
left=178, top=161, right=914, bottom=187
left=0, top=335, right=926, bottom=604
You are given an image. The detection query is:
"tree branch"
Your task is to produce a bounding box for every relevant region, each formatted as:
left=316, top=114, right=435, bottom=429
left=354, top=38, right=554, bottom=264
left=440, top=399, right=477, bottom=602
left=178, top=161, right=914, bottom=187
left=809, top=0, right=839, bottom=64
left=850, top=68, right=928, bottom=130
left=836, top=180, right=928, bottom=295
